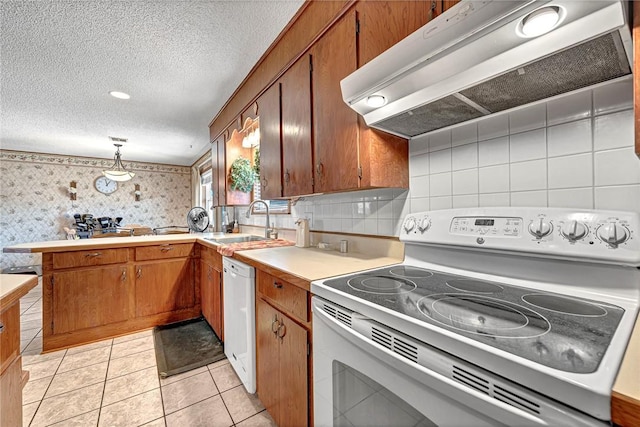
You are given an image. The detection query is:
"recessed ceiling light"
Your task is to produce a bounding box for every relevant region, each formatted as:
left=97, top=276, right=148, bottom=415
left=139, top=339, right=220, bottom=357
left=519, top=6, right=562, bottom=38
left=366, top=95, right=387, bottom=108
left=109, top=91, right=130, bottom=100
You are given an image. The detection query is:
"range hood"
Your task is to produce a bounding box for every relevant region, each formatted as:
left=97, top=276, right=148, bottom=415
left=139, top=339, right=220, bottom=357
left=341, top=0, right=632, bottom=138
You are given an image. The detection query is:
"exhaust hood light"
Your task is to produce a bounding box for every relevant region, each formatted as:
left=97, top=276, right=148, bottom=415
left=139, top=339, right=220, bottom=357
left=109, top=91, right=131, bottom=100
left=520, top=6, right=561, bottom=38
left=366, top=95, right=387, bottom=108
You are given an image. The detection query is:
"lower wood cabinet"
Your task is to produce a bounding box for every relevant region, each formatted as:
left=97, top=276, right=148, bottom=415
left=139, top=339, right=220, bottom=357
left=0, top=357, right=23, bottom=426
left=51, top=265, right=132, bottom=334
left=200, top=259, right=223, bottom=340
left=135, top=259, right=195, bottom=317
left=256, top=270, right=310, bottom=427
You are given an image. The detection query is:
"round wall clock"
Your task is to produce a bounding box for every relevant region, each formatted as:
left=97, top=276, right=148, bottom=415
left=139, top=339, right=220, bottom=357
left=94, top=176, right=118, bottom=194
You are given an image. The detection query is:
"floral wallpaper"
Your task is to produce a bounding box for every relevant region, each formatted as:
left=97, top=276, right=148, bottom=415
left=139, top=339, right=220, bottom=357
left=0, top=150, right=192, bottom=270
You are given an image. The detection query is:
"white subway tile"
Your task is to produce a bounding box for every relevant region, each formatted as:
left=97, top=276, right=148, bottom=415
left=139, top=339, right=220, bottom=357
left=378, top=189, right=394, bottom=201
left=352, top=218, right=364, bottom=233
left=593, top=78, right=633, bottom=116
left=364, top=218, right=378, bottom=235
left=594, top=148, right=640, bottom=186
left=479, top=193, right=510, bottom=207
left=429, top=129, right=451, bottom=152
left=510, top=159, right=546, bottom=191
left=593, top=110, right=633, bottom=151
left=452, top=194, right=479, bottom=208
left=451, top=122, right=478, bottom=147
left=548, top=153, right=593, bottom=189
left=377, top=200, right=393, bottom=219
left=340, top=202, right=352, bottom=218
left=547, top=90, right=591, bottom=126
left=509, top=103, right=546, bottom=134
left=478, top=136, right=509, bottom=167
left=452, top=143, right=478, bottom=171
left=479, top=165, right=509, bottom=193
left=547, top=119, right=592, bottom=157
left=430, top=196, right=453, bottom=210
left=341, top=218, right=353, bottom=232
left=429, top=149, right=451, bottom=174
left=411, top=197, right=430, bottom=213
left=478, top=113, right=509, bottom=141
left=594, top=185, right=640, bottom=212
left=452, top=169, right=478, bottom=195
left=393, top=198, right=410, bottom=219
left=548, top=188, right=593, bottom=209
left=410, top=176, right=430, bottom=198
left=377, top=219, right=395, bottom=236
left=410, top=134, right=429, bottom=155
left=509, top=129, right=546, bottom=162
left=429, top=172, right=452, bottom=197
left=511, top=190, right=547, bottom=207
left=352, top=202, right=365, bottom=218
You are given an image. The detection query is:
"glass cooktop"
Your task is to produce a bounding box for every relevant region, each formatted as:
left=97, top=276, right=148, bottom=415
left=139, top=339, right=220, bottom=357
left=322, top=266, right=624, bottom=373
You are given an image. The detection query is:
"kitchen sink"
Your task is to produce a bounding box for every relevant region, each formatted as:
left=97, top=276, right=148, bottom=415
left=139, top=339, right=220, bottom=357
left=205, top=235, right=267, bottom=244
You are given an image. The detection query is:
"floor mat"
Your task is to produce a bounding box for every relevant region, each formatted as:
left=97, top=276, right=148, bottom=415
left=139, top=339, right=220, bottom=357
left=153, top=317, right=225, bottom=378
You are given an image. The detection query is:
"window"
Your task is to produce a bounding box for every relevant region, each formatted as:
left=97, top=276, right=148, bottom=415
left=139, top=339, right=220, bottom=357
left=200, top=169, right=214, bottom=225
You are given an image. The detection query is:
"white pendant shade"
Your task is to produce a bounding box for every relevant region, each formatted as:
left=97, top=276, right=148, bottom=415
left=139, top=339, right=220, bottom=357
left=103, top=143, right=135, bottom=181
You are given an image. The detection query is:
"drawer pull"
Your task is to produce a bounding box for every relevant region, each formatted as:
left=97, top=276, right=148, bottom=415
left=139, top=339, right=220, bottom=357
left=85, top=252, right=102, bottom=257
left=136, top=267, right=142, bottom=279
left=0, top=323, right=4, bottom=334
left=121, top=270, right=127, bottom=281
left=277, top=322, right=286, bottom=340
left=273, top=281, right=283, bottom=289
left=271, top=318, right=280, bottom=335
left=160, top=245, right=174, bottom=252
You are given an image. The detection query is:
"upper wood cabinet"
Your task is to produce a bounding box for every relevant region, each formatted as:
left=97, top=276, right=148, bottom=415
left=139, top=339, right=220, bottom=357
left=311, top=9, right=359, bottom=193
left=257, top=83, right=282, bottom=199
left=281, top=55, right=313, bottom=197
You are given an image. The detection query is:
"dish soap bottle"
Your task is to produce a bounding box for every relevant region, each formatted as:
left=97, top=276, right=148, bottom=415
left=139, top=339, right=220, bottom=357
left=295, top=218, right=310, bottom=248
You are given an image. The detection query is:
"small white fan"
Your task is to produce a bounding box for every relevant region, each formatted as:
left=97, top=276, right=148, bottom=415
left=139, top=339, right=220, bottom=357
left=187, top=207, right=210, bottom=232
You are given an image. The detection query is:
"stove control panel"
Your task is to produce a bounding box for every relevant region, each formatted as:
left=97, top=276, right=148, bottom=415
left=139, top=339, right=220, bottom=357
left=401, top=208, right=640, bottom=266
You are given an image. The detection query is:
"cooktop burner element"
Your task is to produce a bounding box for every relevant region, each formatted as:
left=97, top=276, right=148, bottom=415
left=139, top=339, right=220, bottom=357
left=522, top=294, right=608, bottom=317
left=418, top=294, right=550, bottom=338
left=322, top=265, right=624, bottom=373
left=347, top=275, right=417, bottom=294
left=446, top=279, right=504, bottom=294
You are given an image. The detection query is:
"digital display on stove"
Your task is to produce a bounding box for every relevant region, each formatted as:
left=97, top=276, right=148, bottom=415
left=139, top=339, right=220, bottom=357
left=474, top=219, right=494, bottom=226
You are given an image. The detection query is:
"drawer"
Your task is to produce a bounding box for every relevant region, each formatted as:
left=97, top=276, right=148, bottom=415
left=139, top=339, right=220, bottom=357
left=53, top=248, right=128, bottom=269
left=136, top=243, right=194, bottom=261
left=0, top=303, right=20, bottom=375
left=257, top=270, right=308, bottom=323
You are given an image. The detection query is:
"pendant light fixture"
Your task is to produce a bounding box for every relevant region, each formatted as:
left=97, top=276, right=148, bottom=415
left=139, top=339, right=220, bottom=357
left=103, top=141, right=135, bottom=181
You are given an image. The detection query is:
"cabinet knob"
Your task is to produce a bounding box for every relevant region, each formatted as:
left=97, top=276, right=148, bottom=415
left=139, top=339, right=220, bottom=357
left=121, top=270, right=127, bottom=281
left=273, top=281, right=283, bottom=289
left=0, top=323, right=4, bottom=334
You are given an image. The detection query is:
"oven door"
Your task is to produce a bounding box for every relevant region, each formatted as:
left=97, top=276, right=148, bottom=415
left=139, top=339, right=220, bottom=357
left=312, top=297, right=603, bottom=427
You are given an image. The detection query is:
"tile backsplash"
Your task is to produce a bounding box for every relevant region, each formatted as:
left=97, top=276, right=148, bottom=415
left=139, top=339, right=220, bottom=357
left=241, top=77, right=638, bottom=241
left=0, top=151, right=191, bottom=269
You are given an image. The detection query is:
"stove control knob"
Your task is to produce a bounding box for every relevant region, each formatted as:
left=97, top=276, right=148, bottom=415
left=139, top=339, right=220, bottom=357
left=417, top=217, right=430, bottom=233
left=404, top=217, right=416, bottom=233
left=561, top=220, right=588, bottom=241
left=597, top=222, right=629, bottom=246
left=528, top=218, right=552, bottom=239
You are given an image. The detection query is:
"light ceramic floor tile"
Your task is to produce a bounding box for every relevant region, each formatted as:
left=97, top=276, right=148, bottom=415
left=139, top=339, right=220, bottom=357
left=66, top=338, right=113, bottom=355
left=102, top=366, right=159, bottom=406
left=20, top=319, right=42, bottom=331
left=112, top=329, right=153, bottom=345
left=107, top=348, right=157, bottom=379
left=140, top=417, right=167, bottom=427
left=98, top=388, right=164, bottom=427
left=23, top=401, right=39, bottom=427
left=49, top=409, right=99, bottom=426
left=20, top=312, right=42, bottom=322
left=221, top=385, right=265, bottom=424
left=26, top=357, right=63, bottom=381
left=22, top=349, right=66, bottom=367
left=24, top=304, right=43, bottom=314
left=209, top=363, right=241, bottom=392
left=165, top=395, right=232, bottom=427
left=23, top=375, right=53, bottom=404
left=159, top=366, right=207, bottom=386
left=110, top=335, right=154, bottom=359
left=57, top=346, right=110, bottom=373
left=21, top=327, right=40, bottom=341
left=24, top=336, right=43, bottom=353
left=236, top=410, right=278, bottom=427
left=207, top=358, right=230, bottom=370
left=30, top=383, right=104, bottom=427
left=161, top=371, right=218, bottom=415
left=45, top=362, right=108, bottom=398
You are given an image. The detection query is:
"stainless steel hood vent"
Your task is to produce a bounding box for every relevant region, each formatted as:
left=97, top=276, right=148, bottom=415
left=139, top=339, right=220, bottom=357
left=341, top=1, right=632, bottom=139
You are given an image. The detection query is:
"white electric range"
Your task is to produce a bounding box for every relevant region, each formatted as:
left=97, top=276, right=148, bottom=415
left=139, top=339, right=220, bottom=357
left=311, top=208, right=640, bottom=426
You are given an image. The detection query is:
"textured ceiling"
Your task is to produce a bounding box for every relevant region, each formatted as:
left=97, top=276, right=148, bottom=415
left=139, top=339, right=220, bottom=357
left=0, top=0, right=304, bottom=166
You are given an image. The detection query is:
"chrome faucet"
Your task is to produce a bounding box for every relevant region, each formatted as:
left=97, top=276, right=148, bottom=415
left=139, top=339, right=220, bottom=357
left=246, top=199, right=276, bottom=239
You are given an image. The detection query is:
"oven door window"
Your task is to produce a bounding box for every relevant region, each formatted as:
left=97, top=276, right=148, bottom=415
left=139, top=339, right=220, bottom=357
left=333, top=361, right=437, bottom=427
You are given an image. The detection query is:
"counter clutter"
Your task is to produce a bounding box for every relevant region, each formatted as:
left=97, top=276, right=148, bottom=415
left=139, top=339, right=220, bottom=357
left=3, top=233, right=639, bottom=425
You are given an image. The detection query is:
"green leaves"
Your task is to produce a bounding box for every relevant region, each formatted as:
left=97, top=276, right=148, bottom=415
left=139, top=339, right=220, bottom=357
left=229, top=156, right=256, bottom=193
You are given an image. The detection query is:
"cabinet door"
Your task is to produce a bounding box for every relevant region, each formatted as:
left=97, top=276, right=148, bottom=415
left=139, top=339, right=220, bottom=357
left=0, top=357, right=22, bottom=427
left=281, top=55, right=313, bottom=197
left=256, top=298, right=281, bottom=425
left=257, top=82, right=282, bottom=199
left=201, top=261, right=215, bottom=327
left=211, top=267, right=223, bottom=340
left=52, top=266, right=131, bottom=334
left=311, top=9, right=359, bottom=193
left=279, top=313, right=309, bottom=427
left=135, top=259, right=195, bottom=317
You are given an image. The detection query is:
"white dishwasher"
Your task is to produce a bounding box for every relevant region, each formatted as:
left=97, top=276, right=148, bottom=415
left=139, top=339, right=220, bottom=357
left=222, top=257, right=256, bottom=393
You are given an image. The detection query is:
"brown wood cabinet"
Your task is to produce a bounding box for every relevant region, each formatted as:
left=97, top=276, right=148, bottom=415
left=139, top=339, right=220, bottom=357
left=257, top=82, right=282, bottom=199
left=200, top=249, right=223, bottom=340
left=256, top=269, right=311, bottom=427
left=135, top=258, right=195, bottom=317
left=281, top=55, right=313, bottom=197
left=51, top=265, right=132, bottom=334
